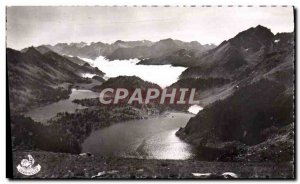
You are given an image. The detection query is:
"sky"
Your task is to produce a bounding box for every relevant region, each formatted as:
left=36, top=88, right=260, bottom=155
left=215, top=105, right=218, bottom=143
left=7, top=6, right=294, bottom=50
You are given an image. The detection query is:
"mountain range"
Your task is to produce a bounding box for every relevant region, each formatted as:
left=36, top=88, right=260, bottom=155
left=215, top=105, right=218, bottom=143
left=22, top=39, right=215, bottom=62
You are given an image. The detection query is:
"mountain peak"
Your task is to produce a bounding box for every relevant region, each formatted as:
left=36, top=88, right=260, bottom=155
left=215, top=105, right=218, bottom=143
left=159, top=38, right=174, bottom=42
left=90, top=41, right=106, bottom=46
left=229, top=25, right=274, bottom=50
left=255, top=24, right=270, bottom=30
left=114, top=40, right=125, bottom=44
left=25, top=47, right=42, bottom=56
left=236, top=25, right=274, bottom=39
left=157, top=38, right=177, bottom=46
left=70, top=42, right=87, bottom=48
left=190, top=41, right=200, bottom=44
left=253, top=25, right=273, bottom=35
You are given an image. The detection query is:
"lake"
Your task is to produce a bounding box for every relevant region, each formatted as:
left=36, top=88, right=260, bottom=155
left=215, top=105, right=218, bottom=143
left=25, top=89, right=99, bottom=123
left=82, top=112, right=196, bottom=160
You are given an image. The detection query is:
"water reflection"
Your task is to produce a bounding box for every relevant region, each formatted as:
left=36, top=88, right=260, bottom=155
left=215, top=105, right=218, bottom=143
left=137, top=130, right=194, bottom=159
left=25, top=89, right=99, bottom=123
left=82, top=112, right=195, bottom=160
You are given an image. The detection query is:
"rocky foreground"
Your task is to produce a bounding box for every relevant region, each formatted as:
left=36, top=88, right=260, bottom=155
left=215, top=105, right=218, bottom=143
left=12, top=151, right=294, bottom=179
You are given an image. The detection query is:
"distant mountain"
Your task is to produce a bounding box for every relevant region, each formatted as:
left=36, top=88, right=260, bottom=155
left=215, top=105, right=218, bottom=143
left=105, top=46, right=150, bottom=60
left=36, top=40, right=153, bottom=60
left=137, top=49, right=201, bottom=67
left=39, top=42, right=108, bottom=60
left=7, top=47, right=104, bottom=113
left=25, top=39, right=215, bottom=65
left=112, top=40, right=153, bottom=48
left=110, top=39, right=215, bottom=66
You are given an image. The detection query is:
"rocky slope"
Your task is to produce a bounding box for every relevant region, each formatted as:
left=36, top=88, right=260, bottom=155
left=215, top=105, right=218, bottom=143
left=176, top=25, right=294, bottom=162
left=12, top=151, right=293, bottom=179
left=7, top=47, right=104, bottom=113
left=180, top=25, right=293, bottom=79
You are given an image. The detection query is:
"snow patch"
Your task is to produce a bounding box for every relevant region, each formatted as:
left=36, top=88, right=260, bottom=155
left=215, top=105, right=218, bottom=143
left=192, top=173, right=212, bottom=177
left=188, top=105, right=203, bottom=114
left=81, top=73, right=96, bottom=78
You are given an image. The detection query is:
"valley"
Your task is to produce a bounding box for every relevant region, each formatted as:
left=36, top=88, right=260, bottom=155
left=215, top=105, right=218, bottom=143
left=8, top=25, right=294, bottom=179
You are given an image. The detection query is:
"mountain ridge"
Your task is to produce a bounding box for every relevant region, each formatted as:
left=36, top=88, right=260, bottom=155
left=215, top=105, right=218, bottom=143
left=7, top=47, right=104, bottom=113
left=22, top=39, right=216, bottom=61
left=175, top=25, right=294, bottom=162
